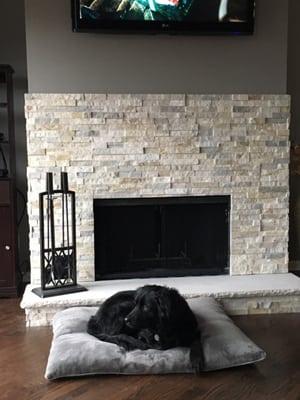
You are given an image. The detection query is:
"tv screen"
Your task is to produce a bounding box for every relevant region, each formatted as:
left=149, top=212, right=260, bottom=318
left=72, top=0, right=255, bottom=35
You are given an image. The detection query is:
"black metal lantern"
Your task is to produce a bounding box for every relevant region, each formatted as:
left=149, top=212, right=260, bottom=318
left=32, top=172, right=87, bottom=297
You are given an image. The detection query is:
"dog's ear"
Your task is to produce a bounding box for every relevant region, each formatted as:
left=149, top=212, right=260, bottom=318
left=158, top=288, right=188, bottom=325
left=155, top=289, right=172, bottom=322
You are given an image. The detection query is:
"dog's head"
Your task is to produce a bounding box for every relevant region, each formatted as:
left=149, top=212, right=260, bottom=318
left=124, top=285, right=180, bottom=331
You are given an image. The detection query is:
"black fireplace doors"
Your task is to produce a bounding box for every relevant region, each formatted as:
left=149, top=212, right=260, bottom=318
left=94, top=196, right=230, bottom=280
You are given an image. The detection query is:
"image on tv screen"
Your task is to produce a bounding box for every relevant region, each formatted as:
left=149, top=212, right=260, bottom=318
left=79, top=0, right=251, bottom=23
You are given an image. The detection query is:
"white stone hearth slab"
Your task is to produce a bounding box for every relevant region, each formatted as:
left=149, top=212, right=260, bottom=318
left=21, top=273, right=300, bottom=326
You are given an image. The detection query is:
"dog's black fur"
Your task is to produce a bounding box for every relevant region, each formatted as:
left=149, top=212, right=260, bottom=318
left=87, top=285, right=200, bottom=352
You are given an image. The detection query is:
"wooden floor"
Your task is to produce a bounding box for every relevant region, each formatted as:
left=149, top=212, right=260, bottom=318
left=0, top=300, right=299, bottom=400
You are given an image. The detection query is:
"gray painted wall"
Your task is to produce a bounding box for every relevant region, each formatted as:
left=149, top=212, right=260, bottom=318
left=288, top=0, right=300, bottom=143
left=25, top=0, right=288, bottom=94
left=288, top=0, right=300, bottom=264
left=0, top=0, right=29, bottom=279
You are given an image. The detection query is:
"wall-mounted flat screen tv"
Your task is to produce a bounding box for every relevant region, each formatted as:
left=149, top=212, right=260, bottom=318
left=72, top=0, right=255, bottom=35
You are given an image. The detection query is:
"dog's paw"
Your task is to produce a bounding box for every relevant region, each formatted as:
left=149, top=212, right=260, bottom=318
left=119, top=341, right=134, bottom=351
left=95, top=333, right=109, bottom=342
left=121, top=340, right=149, bottom=351
left=138, top=329, right=157, bottom=345
left=136, top=341, right=151, bottom=351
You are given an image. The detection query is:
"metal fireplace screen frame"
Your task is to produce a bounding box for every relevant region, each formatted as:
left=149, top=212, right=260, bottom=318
left=94, top=196, right=230, bottom=280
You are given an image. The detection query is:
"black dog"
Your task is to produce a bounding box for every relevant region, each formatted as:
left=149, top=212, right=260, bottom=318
left=87, top=285, right=200, bottom=352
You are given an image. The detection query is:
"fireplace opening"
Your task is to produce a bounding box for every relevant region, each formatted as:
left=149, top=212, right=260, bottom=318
left=94, top=196, right=230, bottom=280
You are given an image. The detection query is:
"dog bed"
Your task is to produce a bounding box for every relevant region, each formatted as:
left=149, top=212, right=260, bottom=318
left=45, top=297, right=266, bottom=379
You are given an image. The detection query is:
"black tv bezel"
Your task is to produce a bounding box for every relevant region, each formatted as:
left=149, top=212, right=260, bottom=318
left=71, top=0, right=255, bottom=35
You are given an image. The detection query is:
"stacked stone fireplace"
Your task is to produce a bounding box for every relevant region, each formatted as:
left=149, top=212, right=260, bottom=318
left=25, top=94, right=290, bottom=285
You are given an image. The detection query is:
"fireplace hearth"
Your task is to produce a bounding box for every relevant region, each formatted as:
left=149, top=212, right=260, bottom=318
left=94, top=196, right=230, bottom=280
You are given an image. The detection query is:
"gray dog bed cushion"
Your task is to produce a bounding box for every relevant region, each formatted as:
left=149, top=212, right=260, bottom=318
left=45, top=297, right=266, bottom=379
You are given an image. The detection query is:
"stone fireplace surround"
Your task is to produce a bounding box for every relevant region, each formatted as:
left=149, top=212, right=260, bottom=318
left=25, top=93, right=290, bottom=284
left=21, top=93, right=300, bottom=326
